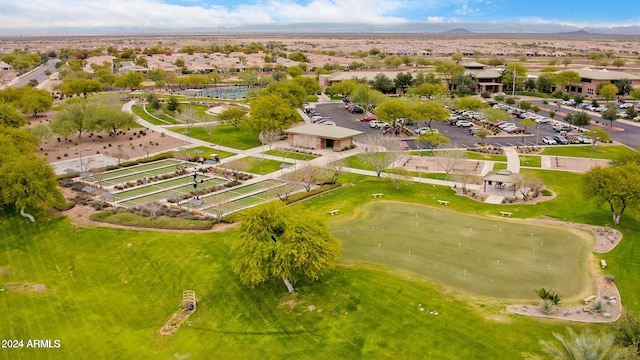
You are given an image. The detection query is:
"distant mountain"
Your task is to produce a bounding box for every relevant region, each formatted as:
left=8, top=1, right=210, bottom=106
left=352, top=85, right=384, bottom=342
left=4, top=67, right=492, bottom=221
left=556, top=29, right=591, bottom=36
left=443, top=28, right=473, bottom=34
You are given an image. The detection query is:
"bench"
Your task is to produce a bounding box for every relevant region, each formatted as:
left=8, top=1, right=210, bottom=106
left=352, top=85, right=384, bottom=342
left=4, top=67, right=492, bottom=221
left=601, top=259, right=607, bottom=269
left=329, top=209, right=339, bottom=216
left=583, top=295, right=596, bottom=304
left=372, top=193, right=384, bottom=198
left=437, top=200, right=449, bottom=205
left=500, top=211, right=513, bottom=217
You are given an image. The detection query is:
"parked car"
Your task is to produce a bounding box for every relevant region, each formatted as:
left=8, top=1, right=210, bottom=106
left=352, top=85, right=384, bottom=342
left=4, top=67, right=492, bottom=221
left=369, top=120, right=388, bottom=128
left=570, top=136, right=581, bottom=144
left=382, top=127, right=400, bottom=135
left=506, top=127, right=525, bottom=134
left=542, top=136, right=557, bottom=145
left=535, top=117, right=551, bottom=124
left=359, top=116, right=377, bottom=122
left=498, top=122, right=516, bottom=130
left=576, top=135, right=593, bottom=144
left=456, top=120, right=474, bottom=127
left=399, top=140, right=410, bottom=150
left=552, top=123, right=572, bottom=132
left=349, top=106, right=364, bottom=113
left=416, top=127, right=439, bottom=135
left=321, top=120, right=336, bottom=126
left=553, top=135, right=570, bottom=145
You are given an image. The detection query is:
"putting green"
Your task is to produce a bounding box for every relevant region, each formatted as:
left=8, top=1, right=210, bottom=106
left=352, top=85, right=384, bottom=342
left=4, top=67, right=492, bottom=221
left=331, top=201, right=595, bottom=301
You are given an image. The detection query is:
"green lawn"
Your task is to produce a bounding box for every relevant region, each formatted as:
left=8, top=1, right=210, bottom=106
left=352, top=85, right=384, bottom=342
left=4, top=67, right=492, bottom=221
left=4, top=160, right=640, bottom=358
left=131, top=105, right=174, bottom=125
left=172, top=124, right=262, bottom=150
left=341, top=154, right=376, bottom=172
left=332, top=201, right=594, bottom=301
left=176, top=145, right=236, bottom=160
left=540, top=144, right=635, bottom=160
left=519, top=155, right=542, bottom=167
left=264, top=149, right=319, bottom=161
left=0, top=215, right=573, bottom=359
left=464, top=151, right=508, bottom=162
left=226, top=156, right=285, bottom=175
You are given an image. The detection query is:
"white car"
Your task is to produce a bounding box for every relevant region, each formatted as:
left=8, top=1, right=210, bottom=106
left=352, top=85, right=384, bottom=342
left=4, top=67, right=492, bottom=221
left=535, top=117, right=551, bottom=124
left=577, top=135, right=593, bottom=144
left=498, top=122, right=516, bottom=130
left=542, top=136, right=557, bottom=145
left=416, top=127, right=439, bottom=135
left=369, top=120, right=389, bottom=128
left=456, top=120, right=473, bottom=127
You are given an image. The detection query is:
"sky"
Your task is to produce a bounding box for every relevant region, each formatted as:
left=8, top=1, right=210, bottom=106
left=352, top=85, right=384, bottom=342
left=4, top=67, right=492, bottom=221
left=0, top=0, right=639, bottom=34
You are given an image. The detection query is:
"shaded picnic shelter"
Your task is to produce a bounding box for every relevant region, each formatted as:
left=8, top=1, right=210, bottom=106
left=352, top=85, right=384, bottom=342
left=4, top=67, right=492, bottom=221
left=482, top=169, right=522, bottom=195
left=282, top=124, right=363, bottom=151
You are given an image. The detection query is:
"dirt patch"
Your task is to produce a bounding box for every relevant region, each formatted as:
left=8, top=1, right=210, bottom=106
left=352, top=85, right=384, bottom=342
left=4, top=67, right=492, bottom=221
left=4, top=281, right=47, bottom=293
left=279, top=299, right=300, bottom=310
left=159, top=309, right=195, bottom=336
left=0, top=266, right=9, bottom=276
left=507, top=276, right=621, bottom=323
left=39, top=128, right=189, bottom=165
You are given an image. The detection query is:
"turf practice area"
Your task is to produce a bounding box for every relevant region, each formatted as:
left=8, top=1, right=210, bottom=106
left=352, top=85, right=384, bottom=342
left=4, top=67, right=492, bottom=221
left=331, top=201, right=594, bottom=300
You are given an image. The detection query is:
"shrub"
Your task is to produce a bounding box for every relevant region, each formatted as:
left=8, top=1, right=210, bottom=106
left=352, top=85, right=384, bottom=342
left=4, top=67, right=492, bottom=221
left=604, top=274, right=615, bottom=283
left=285, top=183, right=342, bottom=204
left=541, top=189, right=552, bottom=196
left=54, top=201, right=76, bottom=211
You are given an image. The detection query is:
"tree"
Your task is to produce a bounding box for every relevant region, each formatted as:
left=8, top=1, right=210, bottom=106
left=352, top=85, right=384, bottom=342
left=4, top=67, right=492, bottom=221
left=291, top=76, right=321, bottom=96
left=94, top=104, right=136, bottom=136
left=613, top=79, right=633, bottom=96
left=166, top=96, right=180, bottom=113
left=358, top=132, right=404, bottom=177
left=612, top=58, right=626, bottom=69
left=27, top=123, right=52, bottom=143
left=611, top=311, right=640, bottom=357
left=630, top=89, right=640, bottom=103
left=63, top=78, right=102, bottom=100
left=49, top=101, right=96, bottom=139
left=0, top=127, right=64, bottom=221
left=230, top=201, right=341, bottom=294
left=410, top=100, right=449, bottom=129
left=599, top=83, right=619, bottom=102
left=501, top=63, right=528, bottom=93
left=536, top=74, right=554, bottom=93
left=434, top=148, right=466, bottom=180
left=456, top=97, right=488, bottom=111
left=407, top=83, right=449, bottom=98
left=451, top=73, right=476, bottom=94
left=386, top=167, right=411, bottom=190
left=247, top=93, right=299, bottom=132
left=554, top=70, right=581, bottom=93
left=375, top=99, right=414, bottom=127
left=562, top=58, right=572, bottom=68
left=394, top=72, right=413, bottom=91
left=526, top=328, right=635, bottom=360
left=16, top=88, right=53, bottom=117
left=114, top=71, right=144, bottom=91
left=371, top=73, right=394, bottom=93
left=520, top=118, right=535, bottom=134
left=602, top=104, right=619, bottom=127
left=0, top=103, right=27, bottom=128
left=283, top=164, right=322, bottom=192
left=583, top=162, right=640, bottom=225
left=217, top=106, right=247, bottom=129
left=435, top=61, right=465, bottom=91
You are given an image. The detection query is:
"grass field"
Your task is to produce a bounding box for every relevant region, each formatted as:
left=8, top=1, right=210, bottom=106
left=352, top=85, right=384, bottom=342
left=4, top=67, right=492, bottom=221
left=331, top=201, right=594, bottom=301
left=519, top=155, right=542, bottom=168
left=3, top=159, right=640, bottom=358
left=0, top=215, right=568, bottom=359
left=540, top=144, right=635, bottom=159
left=226, top=156, right=286, bottom=175
left=173, top=124, right=262, bottom=150
left=264, top=149, right=319, bottom=161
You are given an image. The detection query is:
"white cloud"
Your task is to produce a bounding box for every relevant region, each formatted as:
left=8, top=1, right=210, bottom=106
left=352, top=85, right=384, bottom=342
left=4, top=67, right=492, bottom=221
left=0, top=0, right=412, bottom=31
left=426, top=17, right=445, bottom=23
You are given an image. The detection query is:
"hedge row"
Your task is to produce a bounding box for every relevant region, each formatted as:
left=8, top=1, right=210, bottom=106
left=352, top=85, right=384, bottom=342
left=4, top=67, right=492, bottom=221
left=89, top=211, right=213, bottom=230
left=285, top=183, right=342, bottom=205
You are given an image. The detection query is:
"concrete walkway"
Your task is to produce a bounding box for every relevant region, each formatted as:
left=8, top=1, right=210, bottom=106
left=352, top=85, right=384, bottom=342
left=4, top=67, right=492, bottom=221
left=503, top=147, right=520, bottom=173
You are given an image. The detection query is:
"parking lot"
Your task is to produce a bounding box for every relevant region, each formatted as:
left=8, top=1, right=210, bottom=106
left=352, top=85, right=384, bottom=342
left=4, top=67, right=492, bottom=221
left=311, top=102, right=584, bottom=150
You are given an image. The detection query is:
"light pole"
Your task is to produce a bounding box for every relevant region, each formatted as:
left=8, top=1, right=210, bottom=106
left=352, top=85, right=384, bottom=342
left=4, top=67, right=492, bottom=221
left=536, top=124, right=540, bottom=145
left=512, top=66, right=516, bottom=98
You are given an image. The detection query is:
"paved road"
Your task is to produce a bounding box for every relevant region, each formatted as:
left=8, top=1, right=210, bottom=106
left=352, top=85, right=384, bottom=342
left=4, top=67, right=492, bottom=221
left=10, top=59, right=60, bottom=87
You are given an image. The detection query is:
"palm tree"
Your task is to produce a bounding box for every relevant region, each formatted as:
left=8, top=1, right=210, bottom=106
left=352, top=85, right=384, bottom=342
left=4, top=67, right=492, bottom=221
left=526, top=328, right=635, bottom=360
